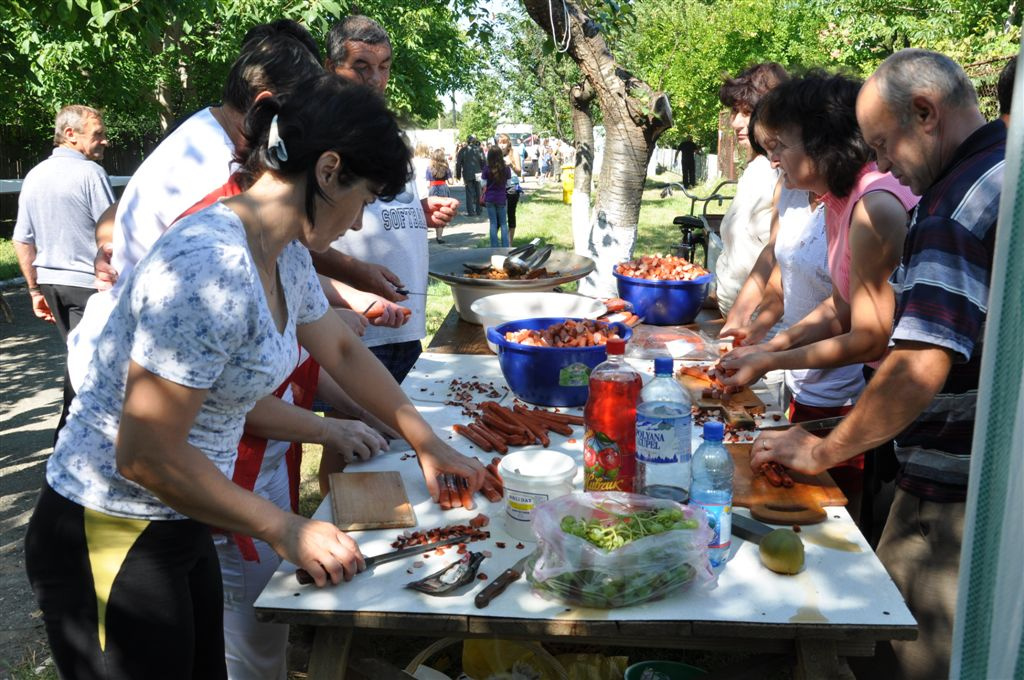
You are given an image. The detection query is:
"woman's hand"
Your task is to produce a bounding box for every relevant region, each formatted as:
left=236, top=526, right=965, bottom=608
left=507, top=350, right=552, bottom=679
left=717, top=347, right=775, bottom=387
left=415, top=437, right=488, bottom=502
left=334, top=308, right=369, bottom=336
left=320, top=418, right=388, bottom=466
left=272, top=515, right=366, bottom=587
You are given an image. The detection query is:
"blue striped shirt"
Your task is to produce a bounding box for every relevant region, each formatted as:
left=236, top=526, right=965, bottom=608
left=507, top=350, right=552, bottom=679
left=889, top=120, right=1006, bottom=502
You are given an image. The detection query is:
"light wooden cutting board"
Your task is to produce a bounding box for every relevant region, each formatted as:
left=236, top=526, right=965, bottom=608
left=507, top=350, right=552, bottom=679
left=729, top=444, right=847, bottom=524
left=328, top=471, right=416, bottom=531
left=677, top=373, right=766, bottom=414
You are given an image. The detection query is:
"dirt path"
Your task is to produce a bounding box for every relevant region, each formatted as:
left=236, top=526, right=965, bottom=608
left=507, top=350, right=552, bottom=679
left=0, top=287, right=63, bottom=673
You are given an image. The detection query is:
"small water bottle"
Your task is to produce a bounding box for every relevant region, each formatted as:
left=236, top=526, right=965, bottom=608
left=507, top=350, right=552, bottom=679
left=635, top=357, right=692, bottom=502
left=690, top=421, right=734, bottom=567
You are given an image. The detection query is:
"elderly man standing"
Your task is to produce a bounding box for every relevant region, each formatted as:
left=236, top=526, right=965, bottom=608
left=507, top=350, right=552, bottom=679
left=750, top=49, right=1005, bottom=680
left=13, top=105, right=114, bottom=436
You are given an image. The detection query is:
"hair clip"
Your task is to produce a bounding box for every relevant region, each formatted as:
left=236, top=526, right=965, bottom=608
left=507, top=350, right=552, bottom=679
left=267, top=114, right=289, bottom=168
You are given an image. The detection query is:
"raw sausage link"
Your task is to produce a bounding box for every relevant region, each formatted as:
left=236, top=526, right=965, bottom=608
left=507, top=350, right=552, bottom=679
left=468, top=422, right=508, bottom=455
left=453, top=424, right=491, bottom=451
left=437, top=473, right=452, bottom=510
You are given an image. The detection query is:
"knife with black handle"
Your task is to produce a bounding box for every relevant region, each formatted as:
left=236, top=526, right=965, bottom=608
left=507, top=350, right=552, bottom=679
left=475, top=553, right=532, bottom=608
left=295, top=534, right=464, bottom=585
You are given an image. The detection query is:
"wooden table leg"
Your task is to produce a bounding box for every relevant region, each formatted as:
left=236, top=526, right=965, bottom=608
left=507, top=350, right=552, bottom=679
left=794, top=639, right=855, bottom=680
left=306, top=626, right=353, bottom=680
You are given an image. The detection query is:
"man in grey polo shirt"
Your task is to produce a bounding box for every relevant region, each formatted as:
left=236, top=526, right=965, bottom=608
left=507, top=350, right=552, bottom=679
left=13, top=104, right=114, bottom=435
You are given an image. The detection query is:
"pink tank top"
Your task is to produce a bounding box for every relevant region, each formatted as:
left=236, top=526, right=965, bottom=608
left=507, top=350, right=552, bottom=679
left=822, top=163, right=919, bottom=302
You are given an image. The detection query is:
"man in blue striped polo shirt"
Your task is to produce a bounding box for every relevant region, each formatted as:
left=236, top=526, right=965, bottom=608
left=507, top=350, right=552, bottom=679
left=751, top=49, right=1006, bottom=680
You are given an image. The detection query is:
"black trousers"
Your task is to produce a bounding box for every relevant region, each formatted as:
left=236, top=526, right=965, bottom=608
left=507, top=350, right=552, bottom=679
left=39, top=283, right=95, bottom=443
left=506, top=192, right=520, bottom=239
left=26, top=484, right=227, bottom=680
left=464, top=179, right=482, bottom=215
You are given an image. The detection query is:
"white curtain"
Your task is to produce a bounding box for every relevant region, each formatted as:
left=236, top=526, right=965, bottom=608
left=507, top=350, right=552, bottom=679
left=950, top=38, right=1024, bottom=679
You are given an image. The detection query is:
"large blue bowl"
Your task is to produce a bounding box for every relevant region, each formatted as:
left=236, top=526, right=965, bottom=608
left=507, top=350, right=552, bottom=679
left=485, top=317, right=632, bottom=407
left=613, top=269, right=713, bottom=325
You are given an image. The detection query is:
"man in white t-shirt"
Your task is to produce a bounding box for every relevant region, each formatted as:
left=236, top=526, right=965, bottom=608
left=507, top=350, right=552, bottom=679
left=322, top=15, right=460, bottom=382
left=67, top=28, right=325, bottom=391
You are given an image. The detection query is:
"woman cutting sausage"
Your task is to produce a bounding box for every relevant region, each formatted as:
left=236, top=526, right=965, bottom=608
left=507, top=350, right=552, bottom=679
left=25, top=73, right=486, bottom=680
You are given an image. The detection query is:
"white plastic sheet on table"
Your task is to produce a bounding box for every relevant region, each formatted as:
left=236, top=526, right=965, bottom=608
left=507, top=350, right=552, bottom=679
left=255, top=353, right=912, bottom=633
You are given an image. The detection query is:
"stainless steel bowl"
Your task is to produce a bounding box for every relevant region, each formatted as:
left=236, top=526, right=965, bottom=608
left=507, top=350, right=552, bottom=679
left=429, top=247, right=596, bottom=324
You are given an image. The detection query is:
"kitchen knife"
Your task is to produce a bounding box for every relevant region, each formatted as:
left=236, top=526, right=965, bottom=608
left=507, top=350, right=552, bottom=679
left=474, top=553, right=532, bottom=608
left=732, top=513, right=775, bottom=545
left=295, top=534, right=465, bottom=584
left=758, top=415, right=845, bottom=433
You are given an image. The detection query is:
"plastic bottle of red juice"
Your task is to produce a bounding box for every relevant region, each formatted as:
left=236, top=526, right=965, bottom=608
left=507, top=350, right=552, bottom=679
left=583, top=337, right=643, bottom=492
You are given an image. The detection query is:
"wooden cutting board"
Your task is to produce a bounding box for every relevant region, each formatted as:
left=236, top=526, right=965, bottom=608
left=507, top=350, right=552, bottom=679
left=328, top=471, right=416, bottom=531
left=728, top=444, right=847, bottom=525
left=677, top=373, right=765, bottom=415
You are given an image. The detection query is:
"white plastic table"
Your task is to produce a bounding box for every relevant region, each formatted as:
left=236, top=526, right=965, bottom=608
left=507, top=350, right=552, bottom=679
left=254, top=352, right=915, bottom=679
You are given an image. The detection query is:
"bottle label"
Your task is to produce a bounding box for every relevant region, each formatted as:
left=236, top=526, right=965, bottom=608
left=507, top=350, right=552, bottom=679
left=635, top=406, right=691, bottom=464
left=583, top=429, right=633, bottom=492
left=559, top=362, right=591, bottom=387
left=695, top=501, right=732, bottom=551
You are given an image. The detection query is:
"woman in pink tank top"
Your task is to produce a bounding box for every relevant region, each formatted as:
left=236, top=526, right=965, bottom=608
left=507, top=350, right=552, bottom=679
left=719, top=72, right=919, bottom=395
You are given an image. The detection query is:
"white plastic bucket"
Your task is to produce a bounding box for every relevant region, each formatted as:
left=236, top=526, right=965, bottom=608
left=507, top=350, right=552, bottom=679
left=499, top=450, right=577, bottom=541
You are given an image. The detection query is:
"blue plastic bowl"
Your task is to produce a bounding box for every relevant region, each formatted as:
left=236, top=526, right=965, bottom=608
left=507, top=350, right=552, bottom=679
left=485, top=317, right=632, bottom=407
left=613, top=269, right=713, bottom=325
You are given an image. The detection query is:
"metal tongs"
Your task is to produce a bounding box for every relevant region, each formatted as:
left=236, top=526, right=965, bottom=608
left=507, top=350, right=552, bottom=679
left=504, top=241, right=553, bottom=276
left=461, top=240, right=538, bottom=274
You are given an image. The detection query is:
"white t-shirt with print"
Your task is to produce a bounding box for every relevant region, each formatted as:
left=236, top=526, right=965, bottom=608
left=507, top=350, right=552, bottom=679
left=47, top=203, right=329, bottom=520
left=329, top=180, right=427, bottom=348
left=67, top=108, right=237, bottom=392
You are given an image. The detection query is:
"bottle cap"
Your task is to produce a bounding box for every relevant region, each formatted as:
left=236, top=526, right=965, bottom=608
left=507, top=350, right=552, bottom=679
left=703, top=421, right=725, bottom=441
left=606, top=337, right=626, bottom=355
left=653, top=357, right=673, bottom=375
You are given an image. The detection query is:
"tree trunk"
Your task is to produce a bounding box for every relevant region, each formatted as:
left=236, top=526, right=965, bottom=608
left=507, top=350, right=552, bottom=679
left=522, top=0, right=672, bottom=296
left=150, top=19, right=183, bottom=133
left=570, top=80, right=595, bottom=256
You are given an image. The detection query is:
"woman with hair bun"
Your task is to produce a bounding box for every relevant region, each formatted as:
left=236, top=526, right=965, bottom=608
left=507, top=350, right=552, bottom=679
left=25, top=73, right=488, bottom=680
left=714, top=62, right=789, bottom=317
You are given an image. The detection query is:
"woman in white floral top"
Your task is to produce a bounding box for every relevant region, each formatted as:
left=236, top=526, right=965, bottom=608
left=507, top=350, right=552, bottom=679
left=25, top=74, right=488, bottom=680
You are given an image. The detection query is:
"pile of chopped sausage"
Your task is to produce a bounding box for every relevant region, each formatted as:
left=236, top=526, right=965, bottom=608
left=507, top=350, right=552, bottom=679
left=503, top=319, right=615, bottom=347
left=616, top=254, right=709, bottom=281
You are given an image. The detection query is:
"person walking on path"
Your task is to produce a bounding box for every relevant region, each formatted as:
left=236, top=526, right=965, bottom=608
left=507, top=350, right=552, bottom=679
left=455, top=135, right=484, bottom=216
left=13, top=105, right=114, bottom=439
left=749, top=49, right=1006, bottom=680
left=497, top=133, right=522, bottom=242
left=481, top=146, right=510, bottom=247
left=675, top=137, right=699, bottom=187
left=425, top=149, right=452, bottom=243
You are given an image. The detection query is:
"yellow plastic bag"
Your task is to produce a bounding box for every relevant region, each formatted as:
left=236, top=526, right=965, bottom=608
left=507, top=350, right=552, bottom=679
left=557, top=652, right=630, bottom=680
left=462, top=638, right=567, bottom=680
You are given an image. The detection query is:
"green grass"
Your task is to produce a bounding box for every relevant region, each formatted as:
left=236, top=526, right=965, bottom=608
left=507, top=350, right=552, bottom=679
left=0, top=237, right=21, bottom=280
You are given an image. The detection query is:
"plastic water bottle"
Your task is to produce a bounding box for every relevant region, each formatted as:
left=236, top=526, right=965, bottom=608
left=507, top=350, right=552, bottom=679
left=690, top=421, right=733, bottom=567
left=635, top=357, right=692, bottom=502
